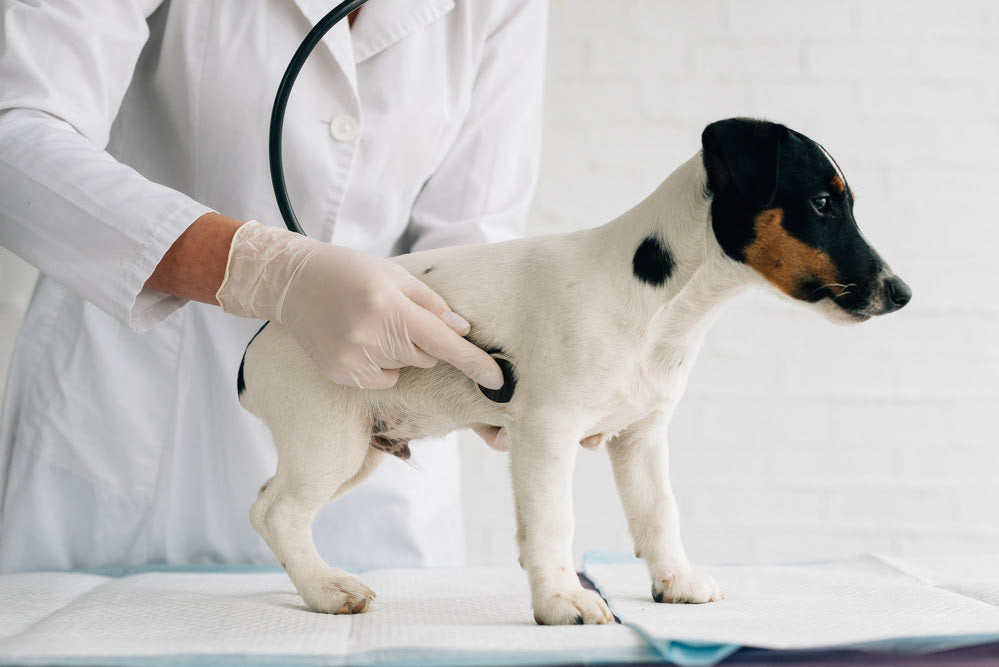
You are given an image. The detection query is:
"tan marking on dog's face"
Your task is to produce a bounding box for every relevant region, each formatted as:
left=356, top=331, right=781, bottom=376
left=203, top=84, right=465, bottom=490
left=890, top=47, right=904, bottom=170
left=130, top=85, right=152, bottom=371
left=830, top=174, right=845, bottom=194
left=745, top=208, right=840, bottom=299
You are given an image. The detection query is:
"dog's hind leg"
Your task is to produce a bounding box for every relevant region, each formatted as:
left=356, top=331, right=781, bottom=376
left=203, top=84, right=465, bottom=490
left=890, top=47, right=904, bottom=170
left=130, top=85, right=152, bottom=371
left=250, top=418, right=378, bottom=614
left=328, top=446, right=385, bottom=501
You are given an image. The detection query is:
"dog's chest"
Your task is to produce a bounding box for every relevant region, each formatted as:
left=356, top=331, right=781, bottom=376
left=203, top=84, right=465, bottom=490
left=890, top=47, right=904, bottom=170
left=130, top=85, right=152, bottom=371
left=580, top=350, right=692, bottom=442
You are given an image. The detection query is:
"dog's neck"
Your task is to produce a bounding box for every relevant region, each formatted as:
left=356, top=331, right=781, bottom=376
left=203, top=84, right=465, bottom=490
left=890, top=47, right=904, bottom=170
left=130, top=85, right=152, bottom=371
left=593, top=151, right=758, bottom=380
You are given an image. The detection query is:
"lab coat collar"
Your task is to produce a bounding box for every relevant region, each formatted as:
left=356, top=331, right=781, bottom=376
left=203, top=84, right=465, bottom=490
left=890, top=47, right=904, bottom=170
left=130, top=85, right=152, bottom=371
left=292, top=0, right=454, bottom=94
left=350, top=0, right=455, bottom=63
left=291, top=0, right=358, bottom=91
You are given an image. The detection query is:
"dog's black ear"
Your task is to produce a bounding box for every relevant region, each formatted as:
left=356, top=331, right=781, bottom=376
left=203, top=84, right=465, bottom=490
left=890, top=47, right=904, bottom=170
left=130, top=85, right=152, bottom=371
left=702, top=118, right=788, bottom=208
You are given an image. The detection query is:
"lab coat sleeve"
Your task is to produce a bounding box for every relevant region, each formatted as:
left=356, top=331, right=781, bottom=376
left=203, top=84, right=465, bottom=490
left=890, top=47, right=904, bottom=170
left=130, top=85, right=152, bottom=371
left=0, top=1, right=213, bottom=332
left=407, top=0, right=548, bottom=251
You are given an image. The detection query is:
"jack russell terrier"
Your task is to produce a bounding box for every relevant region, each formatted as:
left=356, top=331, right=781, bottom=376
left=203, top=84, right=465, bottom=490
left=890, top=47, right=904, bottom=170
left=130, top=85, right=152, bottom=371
left=237, top=118, right=912, bottom=625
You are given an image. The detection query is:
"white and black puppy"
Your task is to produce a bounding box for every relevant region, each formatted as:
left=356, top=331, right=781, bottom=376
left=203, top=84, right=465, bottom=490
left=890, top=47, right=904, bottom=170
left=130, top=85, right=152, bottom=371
left=239, top=118, right=911, bottom=625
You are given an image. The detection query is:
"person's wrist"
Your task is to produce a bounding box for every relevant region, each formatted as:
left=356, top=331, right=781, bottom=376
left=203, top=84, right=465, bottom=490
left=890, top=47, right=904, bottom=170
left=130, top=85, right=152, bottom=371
left=144, top=211, right=244, bottom=304
left=215, top=221, right=321, bottom=322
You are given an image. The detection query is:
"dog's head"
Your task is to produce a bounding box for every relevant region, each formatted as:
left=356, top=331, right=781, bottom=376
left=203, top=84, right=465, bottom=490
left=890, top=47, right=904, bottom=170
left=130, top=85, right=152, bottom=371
left=702, top=118, right=910, bottom=323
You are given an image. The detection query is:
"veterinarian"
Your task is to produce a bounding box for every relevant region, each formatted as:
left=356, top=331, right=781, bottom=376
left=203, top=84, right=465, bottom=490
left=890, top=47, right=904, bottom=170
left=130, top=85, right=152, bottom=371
left=0, top=1, right=546, bottom=572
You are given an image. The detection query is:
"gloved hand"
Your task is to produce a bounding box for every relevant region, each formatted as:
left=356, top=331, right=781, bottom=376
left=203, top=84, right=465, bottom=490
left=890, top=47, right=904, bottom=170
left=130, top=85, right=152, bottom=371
left=215, top=221, right=504, bottom=391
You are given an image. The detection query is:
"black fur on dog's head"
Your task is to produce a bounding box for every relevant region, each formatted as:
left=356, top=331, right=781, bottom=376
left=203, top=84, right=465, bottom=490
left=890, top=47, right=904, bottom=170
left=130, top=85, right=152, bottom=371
left=702, top=118, right=911, bottom=322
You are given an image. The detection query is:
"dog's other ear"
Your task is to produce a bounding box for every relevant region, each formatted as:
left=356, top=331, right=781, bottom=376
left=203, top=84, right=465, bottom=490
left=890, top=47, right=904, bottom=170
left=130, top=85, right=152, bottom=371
left=702, top=118, right=788, bottom=209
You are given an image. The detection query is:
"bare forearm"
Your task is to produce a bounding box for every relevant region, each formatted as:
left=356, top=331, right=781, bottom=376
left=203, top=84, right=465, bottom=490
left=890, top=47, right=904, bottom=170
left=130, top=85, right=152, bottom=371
left=144, top=212, right=244, bottom=305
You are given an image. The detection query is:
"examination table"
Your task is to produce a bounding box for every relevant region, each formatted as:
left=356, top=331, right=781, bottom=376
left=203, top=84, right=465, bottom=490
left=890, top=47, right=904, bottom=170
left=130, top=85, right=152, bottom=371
left=1, top=553, right=997, bottom=666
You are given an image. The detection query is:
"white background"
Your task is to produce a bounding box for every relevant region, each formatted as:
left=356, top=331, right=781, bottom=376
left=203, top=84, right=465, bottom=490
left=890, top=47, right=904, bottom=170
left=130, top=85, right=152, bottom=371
left=2, top=0, right=997, bottom=568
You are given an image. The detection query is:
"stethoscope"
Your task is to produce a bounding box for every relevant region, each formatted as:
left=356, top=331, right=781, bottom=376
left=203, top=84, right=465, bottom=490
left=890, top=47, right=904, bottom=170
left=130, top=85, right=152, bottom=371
left=269, top=0, right=368, bottom=237
left=268, top=0, right=516, bottom=402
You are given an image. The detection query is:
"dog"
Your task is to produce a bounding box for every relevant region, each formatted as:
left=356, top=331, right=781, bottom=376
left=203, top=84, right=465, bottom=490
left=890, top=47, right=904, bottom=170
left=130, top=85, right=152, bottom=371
left=238, top=118, right=911, bottom=625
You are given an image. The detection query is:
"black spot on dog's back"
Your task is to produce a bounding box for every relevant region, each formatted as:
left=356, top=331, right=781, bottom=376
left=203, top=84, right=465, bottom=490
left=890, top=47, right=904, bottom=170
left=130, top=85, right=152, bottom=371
left=632, top=236, right=674, bottom=286
left=237, top=321, right=271, bottom=397
left=422, top=266, right=435, bottom=275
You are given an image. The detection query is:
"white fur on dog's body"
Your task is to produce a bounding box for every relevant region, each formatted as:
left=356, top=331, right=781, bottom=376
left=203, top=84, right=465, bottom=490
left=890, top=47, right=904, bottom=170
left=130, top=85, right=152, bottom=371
left=242, top=153, right=764, bottom=622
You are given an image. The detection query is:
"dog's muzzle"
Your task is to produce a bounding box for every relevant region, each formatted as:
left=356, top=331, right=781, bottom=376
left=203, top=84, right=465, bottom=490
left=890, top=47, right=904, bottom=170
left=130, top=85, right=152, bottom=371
left=829, top=270, right=912, bottom=323
left=848, top=273, right=912, bottom=320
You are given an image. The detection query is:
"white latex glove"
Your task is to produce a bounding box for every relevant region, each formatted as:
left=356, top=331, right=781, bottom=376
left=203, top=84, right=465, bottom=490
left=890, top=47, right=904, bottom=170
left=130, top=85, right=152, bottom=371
left=216, top=221, right=504, bottom=391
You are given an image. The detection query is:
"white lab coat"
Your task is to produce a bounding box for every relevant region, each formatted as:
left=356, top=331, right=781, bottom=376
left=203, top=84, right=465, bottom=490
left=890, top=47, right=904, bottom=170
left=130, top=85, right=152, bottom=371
left=0, top=0, right=546, bottom=573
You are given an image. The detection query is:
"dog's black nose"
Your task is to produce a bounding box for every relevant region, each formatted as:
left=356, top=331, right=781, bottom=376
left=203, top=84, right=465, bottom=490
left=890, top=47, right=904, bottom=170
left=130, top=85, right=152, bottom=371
left=884, top=276, right=912, bottom=312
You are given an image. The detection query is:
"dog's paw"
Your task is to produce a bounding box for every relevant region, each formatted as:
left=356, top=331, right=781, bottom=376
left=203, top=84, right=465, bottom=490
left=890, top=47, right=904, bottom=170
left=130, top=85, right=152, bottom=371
left=532, top=588, right=614, bottom=625
left=651, top=568, right=722, bottom=604
left=301, top=574, right=376, bottom=614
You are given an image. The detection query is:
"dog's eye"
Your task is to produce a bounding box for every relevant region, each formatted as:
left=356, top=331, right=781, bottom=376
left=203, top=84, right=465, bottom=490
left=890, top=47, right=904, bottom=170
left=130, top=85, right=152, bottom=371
left=811, top=196, right=830, bottom=214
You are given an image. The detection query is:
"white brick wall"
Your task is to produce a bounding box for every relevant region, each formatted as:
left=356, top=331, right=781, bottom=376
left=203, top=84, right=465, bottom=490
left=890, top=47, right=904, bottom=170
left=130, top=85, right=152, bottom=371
left=2, top=0, right=997, bottom=569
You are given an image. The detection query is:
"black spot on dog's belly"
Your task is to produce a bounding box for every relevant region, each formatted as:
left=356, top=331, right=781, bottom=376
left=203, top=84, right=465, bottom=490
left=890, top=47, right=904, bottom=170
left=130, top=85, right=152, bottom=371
left=237, top=321, right=271, bottom=396
left=632, top=236, right=674, bottom=287
left=478, top=351, right=516, bottom=403
left=422, top=266, right=435, bottom=275
left=371, top=436, right=411, bottom=461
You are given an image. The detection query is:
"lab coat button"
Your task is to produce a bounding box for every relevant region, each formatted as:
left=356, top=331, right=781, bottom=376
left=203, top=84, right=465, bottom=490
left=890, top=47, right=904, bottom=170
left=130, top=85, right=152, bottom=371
left=330, top=114, right=359, bottom=142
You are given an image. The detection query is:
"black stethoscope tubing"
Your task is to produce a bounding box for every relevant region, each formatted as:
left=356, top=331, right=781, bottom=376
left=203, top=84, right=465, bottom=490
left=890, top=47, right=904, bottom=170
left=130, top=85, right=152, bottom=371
left=269, top=0, right=370, bottom=236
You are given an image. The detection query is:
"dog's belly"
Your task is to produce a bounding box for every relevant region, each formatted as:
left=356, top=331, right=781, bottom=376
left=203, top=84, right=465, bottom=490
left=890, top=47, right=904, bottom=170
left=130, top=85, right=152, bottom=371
left=369, top=409, right=461, bottom=461
left=583, top=410, right=653, bottom=446
left=366, top=363, right=510, bottom=459
left=579, top=379, right=685, bottom=446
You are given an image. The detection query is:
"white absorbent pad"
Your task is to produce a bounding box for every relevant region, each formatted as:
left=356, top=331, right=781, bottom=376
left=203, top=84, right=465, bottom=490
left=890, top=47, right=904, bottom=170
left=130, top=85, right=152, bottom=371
left=3, top=556, right=998, bottom=666
left=0, top=565, right=654, bottom=666
left=583, top=552, right=999, bottom=666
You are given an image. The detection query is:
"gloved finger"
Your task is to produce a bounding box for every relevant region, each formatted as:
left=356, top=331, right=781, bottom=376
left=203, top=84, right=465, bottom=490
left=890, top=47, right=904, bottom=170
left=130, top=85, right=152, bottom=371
left=402, top=277, right=471, bottom=336
left=403, top=302, right=504, bottom=390
left=363, top=312, right=441, bottom=370
left=375, top=348, right=439, bottom=370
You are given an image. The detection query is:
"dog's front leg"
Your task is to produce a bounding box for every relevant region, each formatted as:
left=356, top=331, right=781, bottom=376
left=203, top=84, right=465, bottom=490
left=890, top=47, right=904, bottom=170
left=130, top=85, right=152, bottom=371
left=509, top=417, right=613, bottom=625
left=608, top=412, right=722, bottom=604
